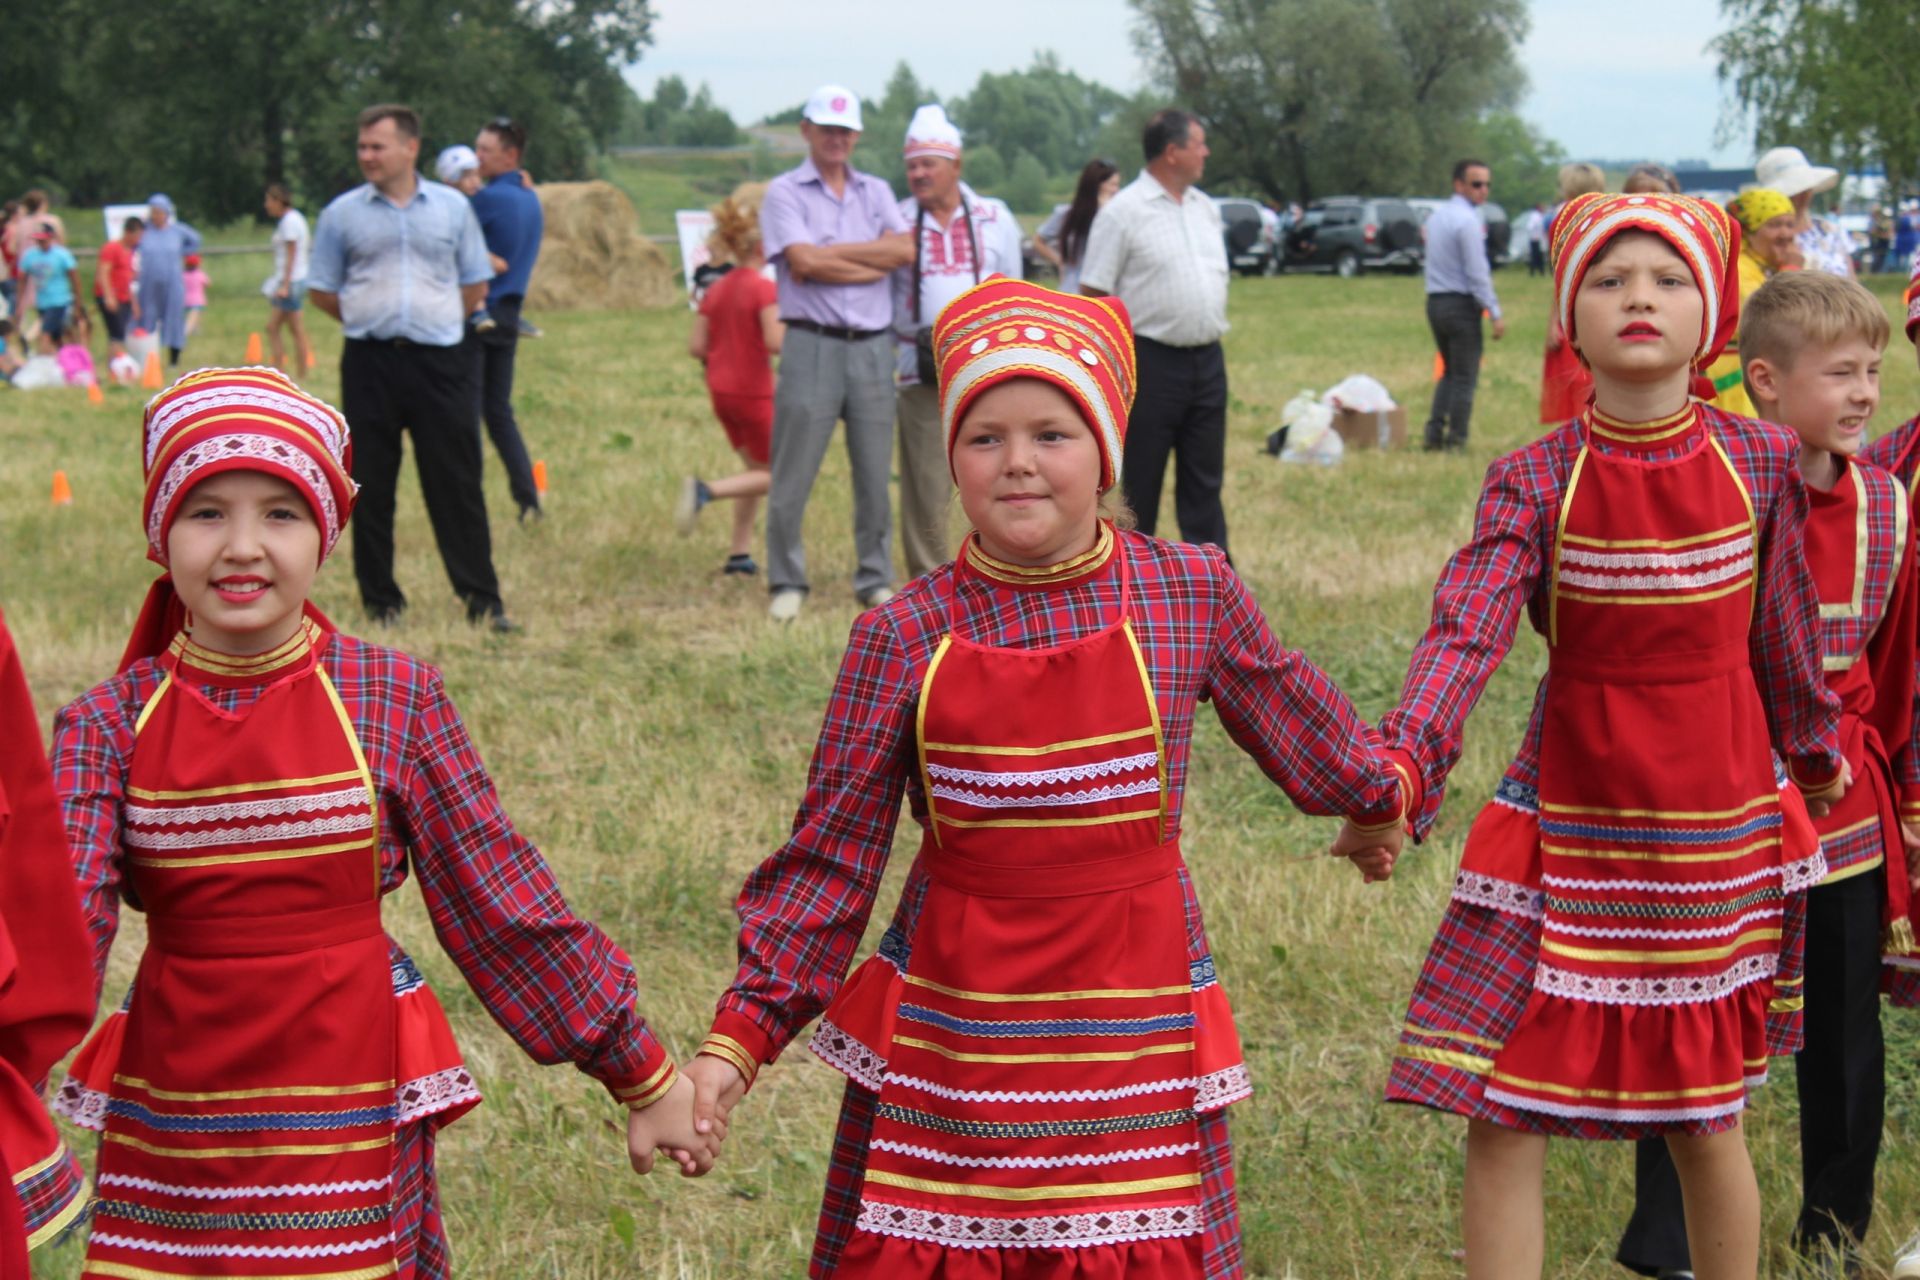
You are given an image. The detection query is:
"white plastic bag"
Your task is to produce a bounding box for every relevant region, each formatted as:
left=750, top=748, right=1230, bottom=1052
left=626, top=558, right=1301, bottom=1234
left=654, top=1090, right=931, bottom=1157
left=1277, top=389, right=1342, bottom=465
left=126, top=326, right=159, bottom=368
left=11, top=355, right=66, bottom=390
left=1322, top=374, right=1396, bottom=413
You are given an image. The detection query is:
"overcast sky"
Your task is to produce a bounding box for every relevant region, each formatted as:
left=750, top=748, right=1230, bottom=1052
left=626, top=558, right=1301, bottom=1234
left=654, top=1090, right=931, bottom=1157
left=623, top=0, right=1762, bottom=169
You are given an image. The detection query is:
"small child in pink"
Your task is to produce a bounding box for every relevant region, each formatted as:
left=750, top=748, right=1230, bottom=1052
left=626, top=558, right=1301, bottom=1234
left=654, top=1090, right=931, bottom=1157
left=182, top=254, right=209, bottom=337
left=57, top=340, right=96, bottom=388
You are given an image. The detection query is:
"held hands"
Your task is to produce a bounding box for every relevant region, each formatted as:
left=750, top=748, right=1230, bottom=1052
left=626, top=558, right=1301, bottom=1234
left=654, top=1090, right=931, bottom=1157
left=626, top=1074, right=722, bottom=1177
left=1329, top=816, right=1407, bottom=884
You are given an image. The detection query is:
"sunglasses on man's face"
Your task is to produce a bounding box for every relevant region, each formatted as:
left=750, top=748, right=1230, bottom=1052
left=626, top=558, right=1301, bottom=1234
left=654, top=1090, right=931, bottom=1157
left=1468, top=180, right=1490, bottom=189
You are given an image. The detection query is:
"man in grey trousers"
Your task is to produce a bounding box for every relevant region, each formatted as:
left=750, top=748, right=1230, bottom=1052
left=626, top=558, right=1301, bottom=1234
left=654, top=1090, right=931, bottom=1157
left=759, top=84, right=914, bottom=621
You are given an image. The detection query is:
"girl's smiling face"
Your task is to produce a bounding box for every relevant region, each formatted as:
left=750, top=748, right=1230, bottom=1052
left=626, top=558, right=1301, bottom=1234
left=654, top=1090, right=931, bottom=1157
left=952, top=379, right=1104, bottom=567
left=166, top=471, right=321, bottom=655
left=1571, top=230, right=1706, bottom=382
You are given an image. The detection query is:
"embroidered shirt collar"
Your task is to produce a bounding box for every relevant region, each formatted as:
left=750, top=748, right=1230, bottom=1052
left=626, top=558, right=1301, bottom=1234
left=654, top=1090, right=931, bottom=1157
left=166, top=616, right=325, bottom=685
left=960, top=522, right=1117, bottom=589
left=1586, top=400, right=1704, bottom=451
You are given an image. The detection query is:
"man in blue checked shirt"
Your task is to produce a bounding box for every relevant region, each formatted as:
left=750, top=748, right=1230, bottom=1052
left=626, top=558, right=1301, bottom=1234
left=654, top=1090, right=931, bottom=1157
left=309, top=103, right=516, bottom=633
left=1422, top=158, right=1506, bottom=451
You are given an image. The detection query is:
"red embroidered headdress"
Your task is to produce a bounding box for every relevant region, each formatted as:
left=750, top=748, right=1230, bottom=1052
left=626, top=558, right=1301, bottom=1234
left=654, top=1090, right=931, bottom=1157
left=933, top=278, right=1136, bottom=491
left=1549, top=192, right=1743, bottom=371
left=122, top=367, right=357, bottom=669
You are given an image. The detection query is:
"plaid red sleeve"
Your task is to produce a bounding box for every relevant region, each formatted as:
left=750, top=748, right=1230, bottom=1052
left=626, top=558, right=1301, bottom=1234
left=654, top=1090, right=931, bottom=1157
left=708, top=608, right=919, bottom=1073
left=399, top=665, right=670, bottom=1107
left=1735, top=422, right=1843, bottom=790
left=1202, top=547, right=1401, bottom=823
left=1380, top=448, right=1551, bottom=838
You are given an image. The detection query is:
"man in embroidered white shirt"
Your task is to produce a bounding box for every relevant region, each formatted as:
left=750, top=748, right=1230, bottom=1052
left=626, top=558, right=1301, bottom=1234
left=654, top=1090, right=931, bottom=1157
left=890, top=104, right=1024, bottom=579
left=1079, top=108, right=1232, bottom=557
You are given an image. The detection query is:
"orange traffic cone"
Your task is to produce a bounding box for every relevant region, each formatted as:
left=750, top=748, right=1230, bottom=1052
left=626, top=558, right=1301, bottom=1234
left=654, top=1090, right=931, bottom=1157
left=245, top=332, right=263, bottom=363
left=141, top=350, right=164, bottom=389
left=532, top=460, right=549, bottom=495
left=51, top=471, right=72, bottom=506
left=1432, top=352, right=1445, bottom=381
left=86, top=379, right=104, bottom=405
left=304, top=347, right=317, bottom=371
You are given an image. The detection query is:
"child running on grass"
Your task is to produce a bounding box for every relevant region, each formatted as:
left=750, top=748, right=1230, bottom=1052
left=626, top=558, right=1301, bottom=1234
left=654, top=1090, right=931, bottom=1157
left=677, top=190, right=781, bottom=576
left=181, top=253, right=209, bottom=338
left=1371, top=193, right=1846, bottom=1280
left=49, top=368, right=715, bottom=1278
left=1618, top=267, right=1920, bottom=1277
left=675, top=277, right=1408, bottom=1279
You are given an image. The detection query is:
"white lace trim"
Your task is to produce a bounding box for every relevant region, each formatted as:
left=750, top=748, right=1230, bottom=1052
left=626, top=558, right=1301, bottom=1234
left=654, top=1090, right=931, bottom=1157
left=125, top=786, right=369, bottom=827
left=1884, top=955, right=1920, bottom=972
left=1483, top=1084, right=1746, bottom=1124
left=1194, top=1064, right=1252, bottom=1112
left=869, top=1140, right=1201, bottom=1170
left=856, top=1199, right=1204, bottom=1249
left=53, top=1079, right=109, bottom=1131
left=930, top=778, right=1161, bottom=809
left=1556, top=561, right=1752, bottom=594
left=809, top=1020, right=887, bottom=1092
left=1782, top=849, right=1829, bottom=894
left=123, top=810, right=373, bottom=849
left=146, top=433, right=343, bottom=556
left=96, top=1173, right=391, bottom=1200
left=883, top=1074, right=1198, bottom=1105
left=1558, top=536, right=1753, bottom=573
left=395, top=1066, right=480, bottom=1125
left=1452, top=870, right=1545, bottom=920
left=927, top=752, right=1159, bottom=788
left=1745, top=1071, right=1770, bottom=1089
left=144, top=384, right=349, bottom=471
left=1543, top=865, right=1780, bottom=894
left=1533, top=953, right=1776, bottom=1006
left=87, top=1232, right=392, bottom=1259
left=1545, top=907, right=1779, bottom=941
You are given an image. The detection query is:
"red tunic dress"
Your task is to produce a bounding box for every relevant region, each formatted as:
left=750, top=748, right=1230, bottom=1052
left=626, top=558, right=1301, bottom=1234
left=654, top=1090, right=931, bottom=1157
left=1382, top=404, right=1841, bottom=1137
left=703, top=526, right=1404, bottom=1278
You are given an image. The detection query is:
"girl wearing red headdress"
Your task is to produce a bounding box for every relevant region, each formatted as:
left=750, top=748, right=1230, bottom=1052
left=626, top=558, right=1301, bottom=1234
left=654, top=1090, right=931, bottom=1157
left=48, top=367, right=713, bottom=1279
left=676, top=278, right=1410, bottom=1279
left=1366, top=194, right=1844, bottom=1279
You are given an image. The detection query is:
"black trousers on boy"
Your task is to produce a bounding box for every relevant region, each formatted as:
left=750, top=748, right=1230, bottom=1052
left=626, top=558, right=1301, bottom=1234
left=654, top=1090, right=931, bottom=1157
left=1616, top=869, right=1886, bottom=1273
left=1123, top=336, right=1229, bottom=557
left=341, top=337, right=504, bottom=621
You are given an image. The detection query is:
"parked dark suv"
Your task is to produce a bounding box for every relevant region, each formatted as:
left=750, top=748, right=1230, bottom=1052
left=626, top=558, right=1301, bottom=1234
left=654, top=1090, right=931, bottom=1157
left=1410, top=198, right=1515, bottom=268
left=1284, top=197, right=1422, bottom=276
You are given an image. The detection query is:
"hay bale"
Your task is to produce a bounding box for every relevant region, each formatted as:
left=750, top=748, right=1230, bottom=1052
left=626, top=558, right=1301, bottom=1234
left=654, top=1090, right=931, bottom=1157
left=525, top=181, right=677, bottom=311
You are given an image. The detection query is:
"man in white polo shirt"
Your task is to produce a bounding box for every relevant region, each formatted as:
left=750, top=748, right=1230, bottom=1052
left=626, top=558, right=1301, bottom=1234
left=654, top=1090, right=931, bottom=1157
left=1080, top=108, right=1231, bottom=556
left=890, top=103, right=1023, bottom=579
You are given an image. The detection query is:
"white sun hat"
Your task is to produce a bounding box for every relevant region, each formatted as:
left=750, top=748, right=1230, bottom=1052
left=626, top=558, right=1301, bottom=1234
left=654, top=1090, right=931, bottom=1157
left=1753, top=146, right=1839, bottom=198
left=803, top=85, right=863, bottom=131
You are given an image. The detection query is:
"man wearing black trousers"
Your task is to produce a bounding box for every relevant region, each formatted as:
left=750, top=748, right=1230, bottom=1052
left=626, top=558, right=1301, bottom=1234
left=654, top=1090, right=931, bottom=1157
left=1080, top=107, right=1231, bottom=556
left=308, top=103, right=517, bottom=631
left=469, top=116, right=545, bottom=522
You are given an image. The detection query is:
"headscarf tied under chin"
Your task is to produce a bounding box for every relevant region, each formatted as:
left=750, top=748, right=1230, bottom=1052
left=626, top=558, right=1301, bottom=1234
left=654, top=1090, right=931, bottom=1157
left=120, top=367, right=358, bottom=671
left=932, top=277, right=1136, bottom=492
left=1548, top=192, right=1743, bottom=380
left=1726, top=187, right=1794, bottom=236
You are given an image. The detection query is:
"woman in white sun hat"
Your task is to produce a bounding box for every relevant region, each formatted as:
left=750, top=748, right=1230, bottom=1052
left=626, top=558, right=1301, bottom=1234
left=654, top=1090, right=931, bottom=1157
left=1756, top=145, right=1856, bottom=277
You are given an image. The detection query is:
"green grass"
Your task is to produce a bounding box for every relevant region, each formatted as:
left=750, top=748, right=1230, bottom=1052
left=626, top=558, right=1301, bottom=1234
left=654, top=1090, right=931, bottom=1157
left=10, top=264, right=1920, bottom=1278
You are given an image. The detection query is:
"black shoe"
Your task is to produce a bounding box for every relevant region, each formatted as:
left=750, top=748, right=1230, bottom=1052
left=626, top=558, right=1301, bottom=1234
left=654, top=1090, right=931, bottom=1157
left=467, top=603, right=520, bottom=634
left=517, top=502, right=543, bottom=524
left=724, top=554, right=758, bottom=576
left=368, top=604, right=406, bottom=628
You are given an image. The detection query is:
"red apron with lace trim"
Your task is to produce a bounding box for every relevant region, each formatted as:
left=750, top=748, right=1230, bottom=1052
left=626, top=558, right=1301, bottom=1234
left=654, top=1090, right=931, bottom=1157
left=59, top=628, right=473, bottom=1279
left=1481, top=427, right=1803, bottom=1124
left=811, top=544, right=1245, bottom=1276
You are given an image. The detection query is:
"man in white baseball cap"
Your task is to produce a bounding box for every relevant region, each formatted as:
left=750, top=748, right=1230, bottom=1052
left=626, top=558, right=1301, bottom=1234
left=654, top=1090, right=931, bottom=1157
left=889, top=103, right=1023, bottom=578
left=1755, top=145, right=1854, bottom=277
left=754, top=84, right=914, bottom=621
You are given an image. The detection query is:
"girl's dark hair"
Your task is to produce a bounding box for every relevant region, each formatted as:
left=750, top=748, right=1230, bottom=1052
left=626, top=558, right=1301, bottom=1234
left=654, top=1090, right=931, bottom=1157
left=1060, top=159, right=1119, bottom=268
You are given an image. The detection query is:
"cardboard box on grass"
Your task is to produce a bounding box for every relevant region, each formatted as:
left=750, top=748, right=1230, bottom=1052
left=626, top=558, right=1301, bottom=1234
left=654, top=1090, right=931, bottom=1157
left=1331, top=404, right=1408, bottom=451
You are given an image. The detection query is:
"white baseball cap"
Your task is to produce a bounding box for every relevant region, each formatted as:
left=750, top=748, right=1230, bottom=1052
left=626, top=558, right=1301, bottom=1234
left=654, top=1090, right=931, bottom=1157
left=434, top=144, right=479, bottom=185
left=803, top=85, right=863, bottom=131
left=1753, top=146, right=1839, bottom=198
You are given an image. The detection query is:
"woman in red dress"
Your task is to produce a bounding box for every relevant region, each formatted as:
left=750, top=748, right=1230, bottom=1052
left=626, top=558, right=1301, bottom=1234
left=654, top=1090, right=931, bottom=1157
left=49, top=368, right=713, bottom=1280
left=677, top=278, right=1409, bottom=1279
left=0, top=608, right=97, bottom=1265
left=1371, top=194, right=1846, bottom=1279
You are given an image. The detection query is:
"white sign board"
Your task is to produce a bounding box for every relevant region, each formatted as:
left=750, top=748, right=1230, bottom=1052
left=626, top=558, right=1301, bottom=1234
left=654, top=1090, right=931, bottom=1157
left=676, top=210, right=714, bottom=307
left=103, top=204, right=149, bottom=241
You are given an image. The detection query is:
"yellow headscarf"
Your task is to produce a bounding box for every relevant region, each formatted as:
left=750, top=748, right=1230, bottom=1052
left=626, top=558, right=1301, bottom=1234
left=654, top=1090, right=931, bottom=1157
left=1727, top=188, right=1793, bottom=234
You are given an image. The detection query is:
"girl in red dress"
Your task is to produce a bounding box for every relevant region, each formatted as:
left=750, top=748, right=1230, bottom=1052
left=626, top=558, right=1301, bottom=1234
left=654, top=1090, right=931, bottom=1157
left=50, top=368, right=713, bottom=1280
left=0, top=609, right=97, bottom=1265
left=1373, top=194, right=1845, bottom=1280
left=675, top=278, right=1408, bottom=1279
left=678, top=191, right=783, bottom=575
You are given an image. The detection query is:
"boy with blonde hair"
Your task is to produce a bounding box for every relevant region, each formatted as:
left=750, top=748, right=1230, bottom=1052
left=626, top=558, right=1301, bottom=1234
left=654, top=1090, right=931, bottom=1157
left=1621, top=269, right=1920, bottom=1277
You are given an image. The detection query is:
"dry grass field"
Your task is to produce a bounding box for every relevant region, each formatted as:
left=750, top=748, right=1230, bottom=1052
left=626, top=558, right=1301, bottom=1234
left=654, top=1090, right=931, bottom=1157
left=10, top=260, right=1920, bottom=1278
